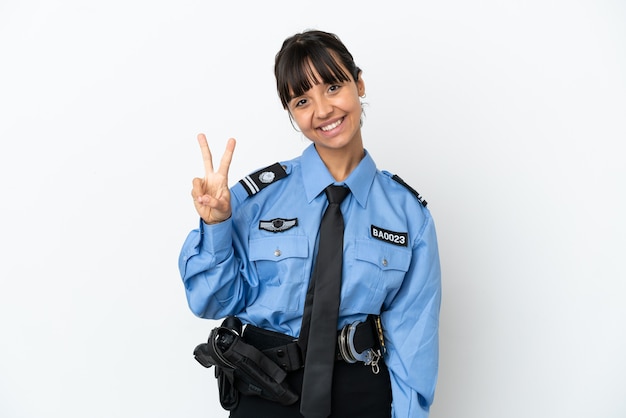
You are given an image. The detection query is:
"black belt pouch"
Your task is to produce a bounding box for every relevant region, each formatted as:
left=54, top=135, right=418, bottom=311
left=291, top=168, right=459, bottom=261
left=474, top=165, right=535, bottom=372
left=194, top=317, right=299, bottom=411
left=215, top=364, right=238, bottom=410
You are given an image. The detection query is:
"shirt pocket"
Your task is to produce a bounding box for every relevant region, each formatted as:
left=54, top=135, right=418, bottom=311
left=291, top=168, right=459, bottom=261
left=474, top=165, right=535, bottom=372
left=249, top=235, right=309, bottom=312
left=342, top=239, right=411, bottom=313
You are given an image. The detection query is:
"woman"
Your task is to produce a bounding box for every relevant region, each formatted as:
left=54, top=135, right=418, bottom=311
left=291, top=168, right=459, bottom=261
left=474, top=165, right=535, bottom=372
left=179, top=29, right=441, bottom=418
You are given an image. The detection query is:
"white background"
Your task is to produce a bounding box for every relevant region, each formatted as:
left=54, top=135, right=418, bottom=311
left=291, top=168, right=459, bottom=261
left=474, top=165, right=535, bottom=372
left=1, top=1, right=625, bottom=417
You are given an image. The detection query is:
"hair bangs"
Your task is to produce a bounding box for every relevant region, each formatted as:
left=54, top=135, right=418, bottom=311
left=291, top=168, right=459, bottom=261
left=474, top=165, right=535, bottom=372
left=278, top=47, right=352, bottom=108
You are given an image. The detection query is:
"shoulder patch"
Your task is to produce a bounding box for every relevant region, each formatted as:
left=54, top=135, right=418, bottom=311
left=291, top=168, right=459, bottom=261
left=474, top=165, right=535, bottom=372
left=239, top=162, right=288, bottom=196
left=391, top=174, right=428, bottom=207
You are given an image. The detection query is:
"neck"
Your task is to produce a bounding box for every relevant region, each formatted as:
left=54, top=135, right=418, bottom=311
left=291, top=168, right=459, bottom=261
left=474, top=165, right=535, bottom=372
left=315, top=143, right=365, bottom=182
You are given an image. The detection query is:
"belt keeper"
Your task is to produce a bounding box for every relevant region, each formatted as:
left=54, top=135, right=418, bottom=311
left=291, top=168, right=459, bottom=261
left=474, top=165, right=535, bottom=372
left=374, top=315, right=386, bottom=355
left=262, top=343, right=302, bottom=371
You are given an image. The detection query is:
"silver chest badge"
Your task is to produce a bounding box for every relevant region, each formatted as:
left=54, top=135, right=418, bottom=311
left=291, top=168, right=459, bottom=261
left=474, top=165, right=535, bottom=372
left=259, top=218, right=298, bottom=233
left=259, top=171, right=275, bottom=184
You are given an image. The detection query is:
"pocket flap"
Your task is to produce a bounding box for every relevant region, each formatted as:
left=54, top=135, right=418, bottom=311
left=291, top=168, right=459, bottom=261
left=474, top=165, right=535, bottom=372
left=249, top=235, right=309, bottom=262
left=355, top=239, right=411, bottom=272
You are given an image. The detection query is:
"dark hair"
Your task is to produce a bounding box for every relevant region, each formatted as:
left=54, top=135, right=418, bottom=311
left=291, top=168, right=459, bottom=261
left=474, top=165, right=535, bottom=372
left=274, top=30, right=362, bottom=109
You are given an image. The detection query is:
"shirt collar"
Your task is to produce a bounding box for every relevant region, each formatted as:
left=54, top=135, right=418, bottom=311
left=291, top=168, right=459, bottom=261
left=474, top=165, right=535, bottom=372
left=301, top=143, right=376, bottom=207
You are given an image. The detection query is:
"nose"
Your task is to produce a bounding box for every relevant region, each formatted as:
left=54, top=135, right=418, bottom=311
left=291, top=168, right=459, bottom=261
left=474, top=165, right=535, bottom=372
left=314, top=96, right=333, bottom=119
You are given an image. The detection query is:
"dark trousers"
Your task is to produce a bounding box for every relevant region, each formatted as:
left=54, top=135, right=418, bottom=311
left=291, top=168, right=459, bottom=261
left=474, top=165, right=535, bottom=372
left=229, top=359, right=392, bottom=418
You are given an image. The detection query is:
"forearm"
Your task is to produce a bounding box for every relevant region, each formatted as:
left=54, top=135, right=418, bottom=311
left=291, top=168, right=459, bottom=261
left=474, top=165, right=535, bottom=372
left=389, top=375, right=432, bottom=418
left=384, top=214, right=442, bottom=417
left=178, top=218, right=246, bottom=318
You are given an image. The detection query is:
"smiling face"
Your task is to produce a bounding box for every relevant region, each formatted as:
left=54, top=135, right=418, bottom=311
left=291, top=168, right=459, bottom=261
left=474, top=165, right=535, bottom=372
left=274, top=31, right=366, bottom=161
left=287, top=62, right=365, bottom=154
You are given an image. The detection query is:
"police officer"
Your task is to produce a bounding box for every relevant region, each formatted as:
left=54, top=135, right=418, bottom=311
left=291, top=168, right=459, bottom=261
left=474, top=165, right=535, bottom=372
left=179, top=29, right=441, bottom=418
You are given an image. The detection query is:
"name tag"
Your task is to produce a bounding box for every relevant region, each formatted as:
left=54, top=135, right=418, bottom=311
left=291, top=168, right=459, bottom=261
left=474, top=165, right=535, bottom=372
left=371, top=225, right=408, bottom=247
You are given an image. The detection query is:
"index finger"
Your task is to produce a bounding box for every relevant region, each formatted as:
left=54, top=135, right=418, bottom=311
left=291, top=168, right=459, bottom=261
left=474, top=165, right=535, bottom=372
left=217, top=137, right=237, bottom=177
left=197, top=133, right=214, bottom=178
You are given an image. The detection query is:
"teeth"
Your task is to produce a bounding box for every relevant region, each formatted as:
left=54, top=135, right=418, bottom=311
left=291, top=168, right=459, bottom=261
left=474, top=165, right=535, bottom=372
left=321, top=119, right=342, bottom=131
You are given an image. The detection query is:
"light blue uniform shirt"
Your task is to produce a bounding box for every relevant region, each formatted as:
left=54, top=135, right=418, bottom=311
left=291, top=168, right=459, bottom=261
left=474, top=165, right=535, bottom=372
left=179, top=144, right=441, bottom=417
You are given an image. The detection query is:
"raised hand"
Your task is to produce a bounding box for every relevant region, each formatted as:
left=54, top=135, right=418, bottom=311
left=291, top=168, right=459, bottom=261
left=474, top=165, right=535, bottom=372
left=191, top=134, right=236, bottom=224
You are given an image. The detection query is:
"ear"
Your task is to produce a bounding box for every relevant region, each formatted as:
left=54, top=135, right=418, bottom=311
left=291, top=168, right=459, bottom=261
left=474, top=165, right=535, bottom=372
left=356, top=71, right=365, bottom=97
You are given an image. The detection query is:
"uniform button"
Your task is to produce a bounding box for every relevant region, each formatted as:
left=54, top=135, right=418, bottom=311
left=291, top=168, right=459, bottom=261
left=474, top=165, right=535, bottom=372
left=274, top=249, right=282, bottom=257
left=382, top=258, right=388, bottom=267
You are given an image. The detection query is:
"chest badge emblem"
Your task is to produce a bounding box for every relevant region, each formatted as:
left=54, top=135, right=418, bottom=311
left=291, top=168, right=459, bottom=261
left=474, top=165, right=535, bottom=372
left=259, top=218, right=298, bottom=233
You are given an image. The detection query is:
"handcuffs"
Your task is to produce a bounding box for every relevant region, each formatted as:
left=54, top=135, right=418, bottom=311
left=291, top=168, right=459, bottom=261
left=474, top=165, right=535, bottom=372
left=337, top=316, right=386, bottom=374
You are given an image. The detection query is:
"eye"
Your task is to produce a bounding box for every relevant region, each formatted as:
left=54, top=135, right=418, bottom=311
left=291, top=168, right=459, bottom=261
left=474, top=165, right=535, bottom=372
left=328, top=84, right=341, bottom=93
left=293, top=98, right=307, bottom=108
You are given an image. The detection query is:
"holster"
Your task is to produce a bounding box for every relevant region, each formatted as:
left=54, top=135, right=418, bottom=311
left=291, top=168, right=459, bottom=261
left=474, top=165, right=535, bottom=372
left=193, top=317, right=299, bottom=410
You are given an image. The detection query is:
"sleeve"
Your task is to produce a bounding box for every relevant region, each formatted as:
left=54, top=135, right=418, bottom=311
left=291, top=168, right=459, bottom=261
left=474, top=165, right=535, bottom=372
left=178, top=211, right=256, bottom=319
left=381, top=211, right=442, bottom=418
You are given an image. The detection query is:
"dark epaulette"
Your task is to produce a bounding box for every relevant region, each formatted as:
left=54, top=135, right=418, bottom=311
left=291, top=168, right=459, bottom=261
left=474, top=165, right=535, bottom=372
left=238, top=162, right=288, bottom=197
left=391, top=174, right=428, bottom=207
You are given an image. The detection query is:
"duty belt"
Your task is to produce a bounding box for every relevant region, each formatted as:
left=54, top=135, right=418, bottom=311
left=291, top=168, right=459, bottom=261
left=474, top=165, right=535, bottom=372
left=193, top=315, right=386, bottom=410
left=243, top=315, right=385, bottom=374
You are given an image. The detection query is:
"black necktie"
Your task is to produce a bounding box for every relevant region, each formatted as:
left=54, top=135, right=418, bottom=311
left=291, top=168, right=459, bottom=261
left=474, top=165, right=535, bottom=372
left=299, top=185, right=350, bottom=418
